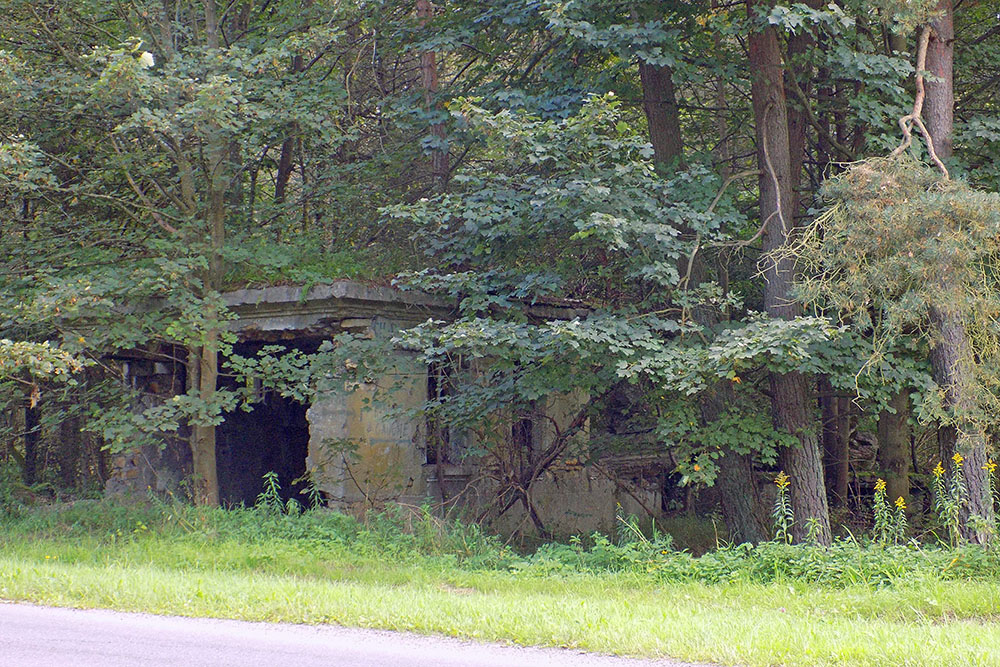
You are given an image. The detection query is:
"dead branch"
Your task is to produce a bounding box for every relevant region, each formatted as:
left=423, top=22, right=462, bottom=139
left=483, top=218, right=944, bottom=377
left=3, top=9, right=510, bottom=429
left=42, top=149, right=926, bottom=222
left=890, top=25, right=949, bottom=179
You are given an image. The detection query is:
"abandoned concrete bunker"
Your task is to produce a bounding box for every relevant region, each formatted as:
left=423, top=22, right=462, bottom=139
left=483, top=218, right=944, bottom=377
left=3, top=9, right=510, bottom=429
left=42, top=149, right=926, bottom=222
left=109, top=281, right=660, bottom=535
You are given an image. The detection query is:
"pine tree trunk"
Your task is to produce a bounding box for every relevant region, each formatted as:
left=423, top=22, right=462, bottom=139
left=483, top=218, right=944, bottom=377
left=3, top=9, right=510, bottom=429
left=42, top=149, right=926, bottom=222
left=924, top=2, right=953, bottom=162
left=929, top=306, right=994, bottom=541
left=417, top=0, right=448, bottom=190
left=922, top=0, right=993, bottom=542
left=747, top=0, right=831, bottom=545
left=877, top=391, right=911, bottom=507
left=639, top=63, right=684, bottom=170
left=819, top=378, right=850, bottom=508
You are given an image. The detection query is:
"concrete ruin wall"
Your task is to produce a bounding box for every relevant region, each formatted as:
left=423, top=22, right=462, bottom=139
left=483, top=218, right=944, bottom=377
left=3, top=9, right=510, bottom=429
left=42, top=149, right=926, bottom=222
left=106, top=281, right=661, bottom=535
left=106, top=356, right=191, bottom=497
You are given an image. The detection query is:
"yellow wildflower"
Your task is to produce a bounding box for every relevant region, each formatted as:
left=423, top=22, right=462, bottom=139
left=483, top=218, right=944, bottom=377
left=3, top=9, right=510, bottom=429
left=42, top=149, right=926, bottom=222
left=953, top=452, right=965, bottom=466
left=894, top=496, right=906, bottom=510
left=874, top=478, right=887, bottom=493
left=932, top=462, right=945, bottom=478
left=984, top=460, right=997, bottom=474
left=693, top=464, right=701, bottom=472
left=774, top=471, right=790, bottom=490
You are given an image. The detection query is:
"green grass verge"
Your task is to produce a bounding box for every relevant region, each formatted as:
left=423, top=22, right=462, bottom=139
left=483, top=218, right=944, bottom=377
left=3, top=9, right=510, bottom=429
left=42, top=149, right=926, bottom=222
left=2, top=501, right=999, bottom=666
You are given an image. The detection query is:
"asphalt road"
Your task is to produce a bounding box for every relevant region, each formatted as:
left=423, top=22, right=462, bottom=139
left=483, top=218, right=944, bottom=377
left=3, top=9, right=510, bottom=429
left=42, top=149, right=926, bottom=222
left=0, top=602, right=706, bottom=667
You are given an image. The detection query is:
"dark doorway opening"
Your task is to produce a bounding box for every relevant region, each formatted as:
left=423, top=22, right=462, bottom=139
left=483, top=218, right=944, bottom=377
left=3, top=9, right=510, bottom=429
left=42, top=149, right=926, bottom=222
left=216, top=343, right=312, bottom=507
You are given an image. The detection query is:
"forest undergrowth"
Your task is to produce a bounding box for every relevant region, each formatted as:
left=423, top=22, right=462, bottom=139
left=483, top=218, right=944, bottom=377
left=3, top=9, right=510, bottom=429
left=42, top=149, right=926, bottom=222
left=3, top=471, right=1000, bottom=666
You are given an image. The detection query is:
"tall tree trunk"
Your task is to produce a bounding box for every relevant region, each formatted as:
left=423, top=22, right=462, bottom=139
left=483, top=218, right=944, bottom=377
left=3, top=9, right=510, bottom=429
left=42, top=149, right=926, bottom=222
left=638, top=38, right=768, bottom=543
left=747, top=0, right=831, bottom=545
left=704, top=386, right=769, bottom=543
left=186, top=0, right=225, bottom=506
left=639, top=63, right=684, bottom=170
left=23, top=405, right=39, bottom=486
left=819, top=378, right=850, bottom=508
left=274, top=0, right=310, bottom=206
left=690, top=255, right=768, bottom=543
left=922, top=0, right=993, bottom=542
left=274, top=53, right=301, bottom=206
left=783, top=0, right=822, bottom=214
left=877, top=391, right=911, bottom=506
left=59, top=415, right=81, bottom=490
left=924, top=3, right=953, bottom=162
left=417, top=0, right=448, bottom=190
left=929, top=306, right=993, bottom=540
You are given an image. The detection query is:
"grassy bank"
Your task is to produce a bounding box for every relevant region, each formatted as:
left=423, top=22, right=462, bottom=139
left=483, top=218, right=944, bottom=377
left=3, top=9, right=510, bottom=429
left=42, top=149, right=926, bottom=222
left=2, top=501, right=1000, bottom=666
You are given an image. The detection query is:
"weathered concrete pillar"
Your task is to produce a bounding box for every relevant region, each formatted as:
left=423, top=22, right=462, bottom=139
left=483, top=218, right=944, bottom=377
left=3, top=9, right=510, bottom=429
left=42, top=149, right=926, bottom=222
left=105, top=358, right=191, bottom=498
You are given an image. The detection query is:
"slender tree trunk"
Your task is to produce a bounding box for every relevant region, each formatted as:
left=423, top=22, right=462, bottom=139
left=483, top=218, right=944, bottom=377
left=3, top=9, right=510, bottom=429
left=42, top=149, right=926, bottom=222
left=417, top=0, right=448, bottom=190
left=188, top=344, right=219, bottom=505
left=23, top=405, right=39, bottom=486
left=922, top=0, right=993, bottom=542
left=185, top=0, right=225, bottom=506
left=59, top=415, right=81, bottom=490
left=192, top=144, right=226, bottom=507
left=819, top=379, right=850, bottom=508
left=747, top=0, right=831, bottom=545
left=274, top=62, right=300, bottom=207
left=274, top=34, right=308, bottom=205
left=877, top=391, right=911, bottom=506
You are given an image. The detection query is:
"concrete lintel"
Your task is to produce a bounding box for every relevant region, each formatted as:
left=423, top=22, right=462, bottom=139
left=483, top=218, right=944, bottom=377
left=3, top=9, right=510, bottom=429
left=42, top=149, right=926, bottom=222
left=223, top=281, right=452, bottom=338
left=223, top=281, right=447, bottom=310
left=222, top=280, right=590, bottom=340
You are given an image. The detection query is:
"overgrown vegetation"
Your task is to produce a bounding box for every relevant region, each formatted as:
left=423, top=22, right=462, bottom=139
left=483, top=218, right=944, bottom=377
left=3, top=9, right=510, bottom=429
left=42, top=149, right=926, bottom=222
left=6, top=471, right=1000, bottom=587
left=4, top=0, right=1000, bottom=620
left=5, top=485, right=1000, bottom=666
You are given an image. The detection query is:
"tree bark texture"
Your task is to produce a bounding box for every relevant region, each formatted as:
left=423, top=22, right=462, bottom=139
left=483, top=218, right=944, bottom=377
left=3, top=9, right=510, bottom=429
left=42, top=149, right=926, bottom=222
left=819, top=377, right=850, bottom=508
left=639, top=62, right=684, bottom=169
left=23, top=405, right=39, bottom=486
left=747, top=0, right=831, bottom=544
left=188, top=345, right=220, bottom=506
left=922, top=0, right=993, bottom=542
left=702, top=385, right=769, bottom=543
left=929, top=305, right=994, bottom=541
left=783, top=0, right=821, bottom=216
left=924, top=1, right=954, bottom=161
left=417, top=0, right=448, bottom=190
left=877, top=391, right=911, bottom=507
left=185, top=0, right=225, bottom=507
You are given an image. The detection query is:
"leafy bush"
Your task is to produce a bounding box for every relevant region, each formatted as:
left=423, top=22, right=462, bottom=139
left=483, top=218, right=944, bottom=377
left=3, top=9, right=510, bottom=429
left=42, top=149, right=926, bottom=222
left=0, top=459, right=26, bottom=517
